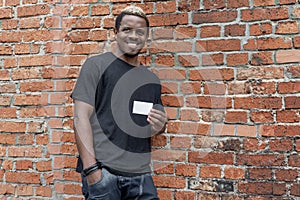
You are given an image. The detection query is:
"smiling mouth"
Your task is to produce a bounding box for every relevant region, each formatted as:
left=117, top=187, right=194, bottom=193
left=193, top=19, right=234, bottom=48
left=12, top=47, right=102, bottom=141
left=127, top=42, right=138, bottom=49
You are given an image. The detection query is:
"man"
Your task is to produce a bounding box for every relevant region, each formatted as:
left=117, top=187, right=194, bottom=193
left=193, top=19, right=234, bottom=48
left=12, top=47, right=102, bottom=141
left=71, top=6, right=167, bottom=200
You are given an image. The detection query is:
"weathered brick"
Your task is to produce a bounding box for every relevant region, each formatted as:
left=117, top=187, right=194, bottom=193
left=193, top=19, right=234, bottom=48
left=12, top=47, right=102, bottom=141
left=193, top=10, right=237, bottom=24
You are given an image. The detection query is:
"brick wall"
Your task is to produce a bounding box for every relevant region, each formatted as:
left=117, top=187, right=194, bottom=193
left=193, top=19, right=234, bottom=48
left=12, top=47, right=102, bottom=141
left=0, top=0, right=300, bottom=199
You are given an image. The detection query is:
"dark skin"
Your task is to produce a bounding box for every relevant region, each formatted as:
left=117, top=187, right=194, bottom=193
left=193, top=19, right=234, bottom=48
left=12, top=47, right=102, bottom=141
left=74, top=14, right=168, bottom=185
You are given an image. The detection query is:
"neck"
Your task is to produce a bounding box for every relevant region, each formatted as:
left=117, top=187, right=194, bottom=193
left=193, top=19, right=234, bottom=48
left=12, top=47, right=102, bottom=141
left=112, top=49, right=140, bottom=67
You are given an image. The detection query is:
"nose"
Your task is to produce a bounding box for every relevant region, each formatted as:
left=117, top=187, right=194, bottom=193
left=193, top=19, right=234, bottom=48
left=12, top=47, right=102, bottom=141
left=128, top=30, right=138, bottom=39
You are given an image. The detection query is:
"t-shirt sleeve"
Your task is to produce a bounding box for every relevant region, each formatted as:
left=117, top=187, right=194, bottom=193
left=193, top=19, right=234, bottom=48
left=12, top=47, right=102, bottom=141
left=71, top=58, right=99, bottom=107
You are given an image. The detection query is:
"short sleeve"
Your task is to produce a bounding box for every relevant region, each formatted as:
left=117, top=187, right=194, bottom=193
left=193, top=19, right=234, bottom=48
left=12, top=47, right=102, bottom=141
left=71, top=58, right=100, bottom=107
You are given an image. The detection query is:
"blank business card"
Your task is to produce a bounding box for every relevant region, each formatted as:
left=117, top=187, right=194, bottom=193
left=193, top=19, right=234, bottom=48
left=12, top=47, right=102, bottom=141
left=132, top=101, right=153, bottom=115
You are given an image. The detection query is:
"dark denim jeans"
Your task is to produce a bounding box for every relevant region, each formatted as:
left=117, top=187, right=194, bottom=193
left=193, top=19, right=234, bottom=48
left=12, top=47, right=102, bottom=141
left=83, top=168, right=159, bottom=200
left=77, top=158, right=159, bottom=200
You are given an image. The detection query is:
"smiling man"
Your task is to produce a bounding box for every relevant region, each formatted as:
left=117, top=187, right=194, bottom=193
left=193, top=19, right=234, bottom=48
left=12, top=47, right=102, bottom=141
left=71, top=6, right=167, bottom=200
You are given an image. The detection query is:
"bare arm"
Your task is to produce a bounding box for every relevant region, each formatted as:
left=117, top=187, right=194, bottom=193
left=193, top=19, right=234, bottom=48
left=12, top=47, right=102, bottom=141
left=74, top=100, right=101, bottom=184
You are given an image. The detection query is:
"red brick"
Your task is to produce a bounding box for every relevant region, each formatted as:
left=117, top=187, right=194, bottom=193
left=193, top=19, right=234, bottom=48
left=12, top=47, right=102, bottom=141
left=227, top=53, right=249, bottom=66
left=0, top=122, right=26, bottom=133
left=6, top=172, right=40, bottom=184
left=244, top=37, right=292, bottom=50
left=189, top=151, right=234, bottom=165
left=228, top=81, right=251, bottom=94
left=178, top=0, right=200, bottom=11
left=8, top=147, right=43, bottom=158
left=16, top=160, right=33, bottom=170
left=276, top=50, right=300, bottom=63
left=251, top=51, right=274, bottom=65
left=250, top=22, right=273, bottom=36
left=276, top=21, right=299, bottom=34
left=227, top=0, right=249, bottom=8
left=91, top=4, right=110, bottom=16
left=225, top=24, right=246, bottom=36
left=175, top=26, right=197, bottom=39
left=213, top=124, right=235, bottom=136
left=174, top=191, right=196, bottom=200
left=200, top=166, right=221, bottom=178
left=0, top=8, right=13, bottom=19
left=237, top=67, right=284, bottom=80
left=0, top=108, right=17, bottom=118
left=0, top=46, right=13, bottom=55
left=149, top=13, right=188, bottom=27
left=36, top=186, right=52, bottom=197
left=155, top=55, right=175, bottom=67
left=186, top=96, right=232, bottom=109
left=260, top=125, right=300, bottom=137
left=153, top=163, right=174, bottom=175
left=167, top=121, right=210, bottom=135
left=180, top=82, right=201, bottom=94
left=291, top=183, right=300, bottom=196
left=275, top=169, right=298, bottom=181
left=150, top=41, right=192, bottom=53
left=278, top=81, right=300, bottom=94
left=190, top=68, right=234, bottom=81
left=170, top=136, right=192, bottom=148
left=200, top=25, right=221, bottom=38
left=15, top=43, right=40, bottom=54
left=250, top=111, right=274, bottom=123
left=285, top=96, right=300, bottom=109
left=153, top=176, right=186, bottom=188
left=156, top=1, right=176, bottom=13
left=180, top=109, right=200, bottom=121
left=36, top=160, right=52, bottom=171
left=253, top=0, right=275, bottom=6
left=17, top=4, right=50, bottom=17
left=20, top=18, right=40, bottom=29
left=234, top=97, right=282, bottom=109
left=241, top=7, right=289, bottom=21
left=178, top=55, right=199, bottom=67
left=243, top=137, right=264, bottom=151
left=54, top=182, right=82, bottom=195
left=238, top=154, right=285, bottom=166
left=225, top=111, right=248, bottom=123
left=288, top=154, right=300, bottom=167
left=2, top=19, right=18, bottom=30
left=196, top=39, right=240, bottom=52
left=151, top=134, right=167, bottom=147
left=202, top=53, right=224, bottom=66
left=157, top=189, right=172, bottom=200
left=175, top=164, right=197, bottom=177
left=238, top=182, right=273, bottom=195
left=193, top=10, right=237, bottom=23
left=252, top=81, right=276, bottom=94
left=249, top=168, right=272, bottom=180
left=224, top=167, right=245, bottom=180
left=202, top=110, right=225, bottom=122
left=287, top=66, right=300, bottom=78
left=277, top=110, right=300, bottom=123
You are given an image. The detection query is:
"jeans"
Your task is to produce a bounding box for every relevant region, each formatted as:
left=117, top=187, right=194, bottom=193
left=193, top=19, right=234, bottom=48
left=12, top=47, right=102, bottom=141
left=85, top=168, right=159, bottom=200
left=77, top=157, right=159, bottom=200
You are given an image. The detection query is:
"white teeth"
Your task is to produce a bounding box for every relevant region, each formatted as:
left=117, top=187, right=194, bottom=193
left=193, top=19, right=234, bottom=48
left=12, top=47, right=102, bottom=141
left=128, top=43, right=137, bottom=48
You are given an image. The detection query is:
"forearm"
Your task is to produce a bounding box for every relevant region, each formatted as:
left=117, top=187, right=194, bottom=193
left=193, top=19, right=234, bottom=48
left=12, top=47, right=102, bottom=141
left=74, top=101, right=97, bottom=169
left=74, top=117, right=97, bottom=169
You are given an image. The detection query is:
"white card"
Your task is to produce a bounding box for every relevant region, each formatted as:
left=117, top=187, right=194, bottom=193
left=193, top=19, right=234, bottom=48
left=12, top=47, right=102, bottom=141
left=132, top=101, right=153, bottom=115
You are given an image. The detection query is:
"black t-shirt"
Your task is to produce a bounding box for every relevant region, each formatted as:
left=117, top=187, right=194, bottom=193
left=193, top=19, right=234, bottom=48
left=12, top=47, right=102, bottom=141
left=71, top=52, right=163, bottom=175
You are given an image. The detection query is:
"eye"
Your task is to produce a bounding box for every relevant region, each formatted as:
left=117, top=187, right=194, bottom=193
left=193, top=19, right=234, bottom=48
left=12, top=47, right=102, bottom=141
left=121, top=27, right=131, bottom=33
left=136, top=29, right=146, bottom=36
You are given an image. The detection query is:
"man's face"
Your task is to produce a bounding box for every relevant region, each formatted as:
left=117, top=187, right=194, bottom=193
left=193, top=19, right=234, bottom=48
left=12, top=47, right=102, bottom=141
left=115, top=15, right=148, bottom=57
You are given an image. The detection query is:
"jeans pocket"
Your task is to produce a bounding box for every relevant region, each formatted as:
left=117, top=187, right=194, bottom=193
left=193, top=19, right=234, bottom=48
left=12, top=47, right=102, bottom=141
left=88, top=168, right=115, bottom=199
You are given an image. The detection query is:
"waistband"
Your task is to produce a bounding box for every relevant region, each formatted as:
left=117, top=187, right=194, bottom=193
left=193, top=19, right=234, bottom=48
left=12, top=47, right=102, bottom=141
left=97, top=161, right=148, bottom=177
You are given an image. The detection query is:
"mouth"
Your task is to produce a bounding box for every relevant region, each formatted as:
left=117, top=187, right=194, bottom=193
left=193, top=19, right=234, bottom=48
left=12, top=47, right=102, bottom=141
left=127, top=41, right=139, bottom=49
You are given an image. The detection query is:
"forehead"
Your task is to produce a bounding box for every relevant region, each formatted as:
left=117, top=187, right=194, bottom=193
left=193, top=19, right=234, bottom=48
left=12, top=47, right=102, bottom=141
left=119, top=15, right=147, bottom=29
